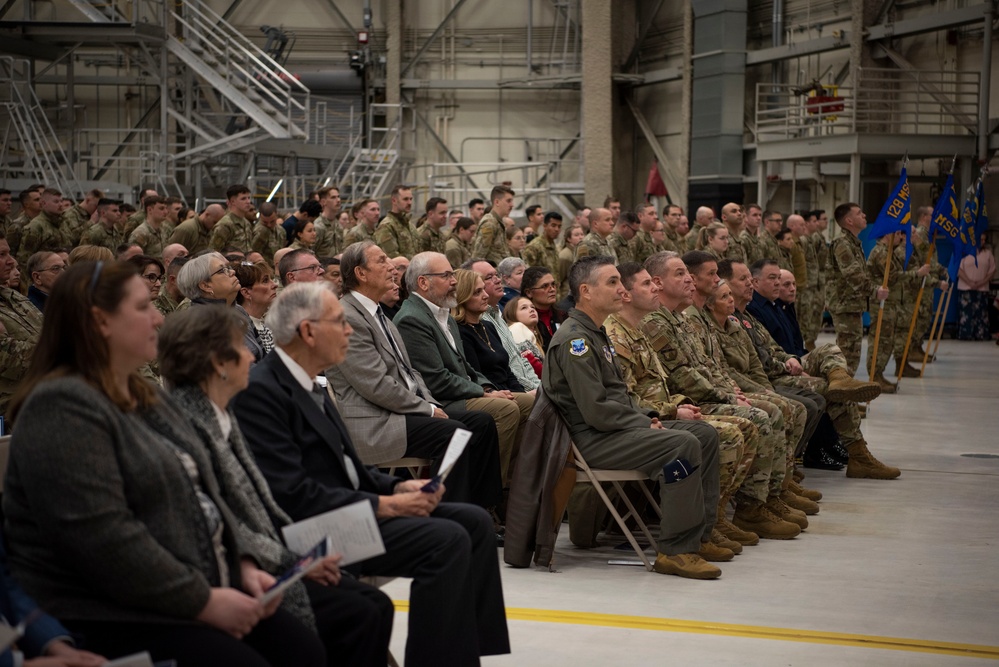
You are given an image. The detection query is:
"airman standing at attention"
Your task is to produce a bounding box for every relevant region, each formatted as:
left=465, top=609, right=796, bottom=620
left=210, top=184, right=256, bottom=253
left=574, top=208, right=618, bottom=263
left=417, top=197, right=449, bottom=254
left=313, top=186, right=345, bottom=258
left=521, top=211, right=562, bottom=283
left=471, top=185, right=515, bottom=264
left=375, top=185, right=419, bottom=259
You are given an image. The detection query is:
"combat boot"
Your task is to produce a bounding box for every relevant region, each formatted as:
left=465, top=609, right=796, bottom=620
left=710, top=528, right=743, bottom=555
left=698, top=539, right=735, bottom=562
left=826, top=368, right=882, bottom=403
left=789, top=479, right=822, bottom=502
left=846, top=439, right=901, bottom=479
left=779, top=488, right=819, bottom=515
left=872, top=372, right=897, bottom=394
left=766, top=495, right=808, bottom=529
left=653, top=553, right=721, bottom=579
left=895, top=362, right=921, bottom=378
left=717, top=516, right=759, bottom=546
left=732, top=501, right=800, bottom=540
left=915, top=343, right=935, bottom=362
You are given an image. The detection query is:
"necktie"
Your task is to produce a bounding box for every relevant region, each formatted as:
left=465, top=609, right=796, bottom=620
left=377, top=306, right=425, bottom=398
left=311, top=382, right=360, bottom=489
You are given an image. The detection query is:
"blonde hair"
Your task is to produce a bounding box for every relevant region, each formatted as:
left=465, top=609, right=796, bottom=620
left=450, top=268, right=483, bottom=324
left=695, top=221, right=727, bottom=251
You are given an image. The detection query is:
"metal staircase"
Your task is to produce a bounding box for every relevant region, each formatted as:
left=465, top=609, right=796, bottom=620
left=337, top=104, right=408, bottom=201
left=0, top=57, right=81, bottom=195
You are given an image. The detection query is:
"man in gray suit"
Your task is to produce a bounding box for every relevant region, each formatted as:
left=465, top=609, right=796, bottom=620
left=394, top=252, right=532, bottom=488
left=328, top=241, right=503, bottom=510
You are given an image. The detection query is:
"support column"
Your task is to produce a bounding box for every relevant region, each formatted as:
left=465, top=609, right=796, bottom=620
left=581, top=0, right=613, bottom=205
left=385, top=0, right=402, bottom=127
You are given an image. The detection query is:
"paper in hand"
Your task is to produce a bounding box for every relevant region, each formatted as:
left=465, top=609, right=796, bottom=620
left=281, top=500, right=386, bottom=566
left=261, top=537, right=331, bottom=605
left=421, top=428, right=472, bottom=492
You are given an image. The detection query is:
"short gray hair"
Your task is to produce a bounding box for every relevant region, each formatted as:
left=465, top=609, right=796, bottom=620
left=643, top=250, right=679, bottom=279
left=405, top=251, right=441, bottom=294
left=340, top=240, right=375, bottom=292
left=496, top=256, right=526, bottom=278
left=177, top=251, right=226, bottom=299
left=266, top=281, right=336, bottom=346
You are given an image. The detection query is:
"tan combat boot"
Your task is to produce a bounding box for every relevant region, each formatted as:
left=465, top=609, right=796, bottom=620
left=717, top=516, right=760, bottom=546
left=896, top=361, right=921, bottom=378
left=653, top=553, right=722, bottom=579
left=872, top=372, right=897, bottom=394
left=789, top=479, right=822, bottom=502
left=710, top=528, right=742, bottom=555
left=846, top=439, right=901, bottom=479
left=698, top=539, right=735, bottom=562
left=826, top=368, right=883, bottom=403
left=732, top=501, right=800, bottom=540
left=779, top=489, right=819, bottom=515
left=766, top=495, right=808, bottom=529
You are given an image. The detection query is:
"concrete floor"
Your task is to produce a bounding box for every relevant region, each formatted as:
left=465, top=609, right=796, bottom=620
left=382, top=334, right=999, bottom=665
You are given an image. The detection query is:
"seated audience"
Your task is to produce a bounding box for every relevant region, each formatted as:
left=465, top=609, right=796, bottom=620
left=235, top=262, right=278, bottom=354
left=520, top=265, right=563, bottom=352
left=231, top=281, right=510, bottom=667
left=68, top=244, right=114, bottom=265
left=496, top=257, right=525, bottom=310
left=179, top=252, right=263, bottom=361
left=26, top=251, right=66, bottom=312
left=159, top=306, right=394, bottom=667
left=4, top=261, right=326, bottom=666
left=503, top=296, right=544, bottom=376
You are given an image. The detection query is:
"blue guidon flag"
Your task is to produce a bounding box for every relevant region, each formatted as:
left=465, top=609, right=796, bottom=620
left=867, top=165, right=914, bottom=265
left=928, top=173, right=967, bottom=282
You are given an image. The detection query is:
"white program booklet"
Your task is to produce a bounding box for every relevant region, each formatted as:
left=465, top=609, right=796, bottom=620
left=102, top=653, right=158, bottom=667
left=281, top=500, right=386, bottom=566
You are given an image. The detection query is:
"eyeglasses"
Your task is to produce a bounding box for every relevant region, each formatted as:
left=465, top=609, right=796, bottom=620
left=210, top=264, right=235, bottom=277
left=297, top=316, right=347, bottom=337
left=529, top=281, right=557, bottom=291
left=480, top=272, right=500, bottom=282
left=422, top=271, right=455, bottom=281
left=39, top=265, right=66, bottom=273
left=288, top=264, right=324, bottom=275
left=142, top=273, right=163, bottom=284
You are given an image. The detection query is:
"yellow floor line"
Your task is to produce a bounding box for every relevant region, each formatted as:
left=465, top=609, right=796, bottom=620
left=391, top=601, right=999, bottom=660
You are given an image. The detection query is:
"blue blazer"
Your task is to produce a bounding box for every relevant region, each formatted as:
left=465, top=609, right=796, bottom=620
left=746, top=292, right=802, bottom=357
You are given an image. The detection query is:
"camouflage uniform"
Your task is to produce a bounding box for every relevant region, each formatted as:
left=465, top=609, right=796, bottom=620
left=154, top=290, right=181, bottom=316
left=0, top=286, right=43, bottom=417
left=760, top=231, right=792, bottom=271
left=736, top=308, right=864, bottom=447
left=574, top=232, right=617, bottom=263
left=606, top=312, right=757, bottom=506
left=210, top=212, right=254, bottom=253
left=723, top=232, right=748, bottom=263
left=641, top=307, right=784, bottom=501
left=608, top=232, right=635, bottom=264
left=344, top=223, right=376, bottom=248
left=417, top=224, right=446, bottom=255
left=374, top=211, right=418, bottom=259
left=313, top=215, right=344, bottom=258
left=631, top=230, right=661, bottom=265
left=798, top=233, right=822, bottom=349
left=129, top=221, right=171, bottom=258
left=251, top=223, right=287, bottom=263
left=444, top=236, right=470, bottom=270
left=661, top=227, right=681, bottom=255
left=685, top=224, right=703, bottom=251
left=521, top=235, right=560, bottom=280
left=3, top=214, right=28, bottom=257
left=124, top=210, right=145, bottom=238
left=19, top=212, right=73, bottom=266
left=79, top=222, right=125, bottom=254
left=828, top=231, right=873, bottom=375
left=62, top=204, right=93, bottom=246
left=557, top=246, right=575, bottom=300
left=470, top=211, right=508, bottom=264
left=866, top=238, right=906, bottom=378
left=789, top=239, right=808, bottom=288
left=168, top=217, right=212, bottom=256
left=740, top=229, right=764, bottom=265
left=898, top=225, right=946, bottom=357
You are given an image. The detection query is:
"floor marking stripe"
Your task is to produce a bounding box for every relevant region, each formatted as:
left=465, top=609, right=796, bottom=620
left=391, top=601, right=999, bottom=659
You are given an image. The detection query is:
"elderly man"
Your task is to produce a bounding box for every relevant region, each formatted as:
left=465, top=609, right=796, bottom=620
left=394, top=252, right=533, bottom=488
left=544, top=256, right=724, bottom=578
left=0, top=232, right=42, bottom=418
left=278, top=248, right=325, bottom=287
left=327, top=241, right=503, bottom=513
left=25, top=251, right=66, bottom=312
left=233, top=281, right=510, bottom=667
left=169, top=203, right=224, bottom=256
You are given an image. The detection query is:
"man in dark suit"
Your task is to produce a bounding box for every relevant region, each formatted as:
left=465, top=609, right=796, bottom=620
left=393, top=252, right=532, bottom=488
left=328, top=240, right=503, bottom=510
left=232, top=282, right=510, bottom=667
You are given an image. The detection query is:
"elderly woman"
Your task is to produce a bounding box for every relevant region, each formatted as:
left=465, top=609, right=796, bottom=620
left=452, top=269, right=529, bottom=395
left=235, top=262, right=278, bottom=354
left=496, top=256, right=525, bottom=310
left=4, top=261, right=325, bottom=666
left=159, top=306, right=394, bottom=666
left=179, top=252, right=264, bottom=361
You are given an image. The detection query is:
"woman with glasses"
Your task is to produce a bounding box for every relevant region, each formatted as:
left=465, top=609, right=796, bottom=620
left=178, top=253, right=264, bottom=362
left=235, top=262, right=278, bottom=355
left=496, top=257, right=525, bottom=310
left=520, top=266, right=563, bottom=352
left=3, top=261, right=326, bottom=667
left=127, top=255, right=165, bottom=302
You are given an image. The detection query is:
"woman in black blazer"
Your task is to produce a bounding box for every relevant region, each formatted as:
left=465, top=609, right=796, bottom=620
left=3, top=261, right=324, bottom=667
left=452, top=269, right=524, bottom=393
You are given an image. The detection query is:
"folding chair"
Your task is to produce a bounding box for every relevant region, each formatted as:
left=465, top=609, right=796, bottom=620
left=570, top=442, right=663, bottom=571
left=383, top=457, right=432, bottom=478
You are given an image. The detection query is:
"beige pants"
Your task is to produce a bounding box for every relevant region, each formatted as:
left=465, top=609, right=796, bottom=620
left=465, top=392, right=534, bottom=486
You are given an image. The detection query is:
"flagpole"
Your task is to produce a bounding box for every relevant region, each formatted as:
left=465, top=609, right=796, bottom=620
left=931, top=283, right=955, bottom=356
left=896, top=235, right=936, bottom=383
left=920, top=282, right=951, bottom=377
left=868, top=232, right=896, bottom=383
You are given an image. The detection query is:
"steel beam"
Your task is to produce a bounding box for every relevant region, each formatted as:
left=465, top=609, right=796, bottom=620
left=322, top=0, right=354, bottom=32
left=0, top=21, right=166, bottom=44
left=746, top=34, right=850, bottom=65
left=399, top=0, right=469, bottom=79
left=755, top=133, right=977, bottom=162
left=624, top=96, right=683, bottom=204
left=621, top=0, right=667, bottom=72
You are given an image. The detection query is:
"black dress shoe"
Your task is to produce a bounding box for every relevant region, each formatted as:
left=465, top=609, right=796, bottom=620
left=803, top=448, right=845, bottom=471
left=495, top=532, right=505, bottom=547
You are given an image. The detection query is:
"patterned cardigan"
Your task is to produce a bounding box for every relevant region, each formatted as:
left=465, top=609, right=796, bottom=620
left=169, top=384, right=316, bottom=629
